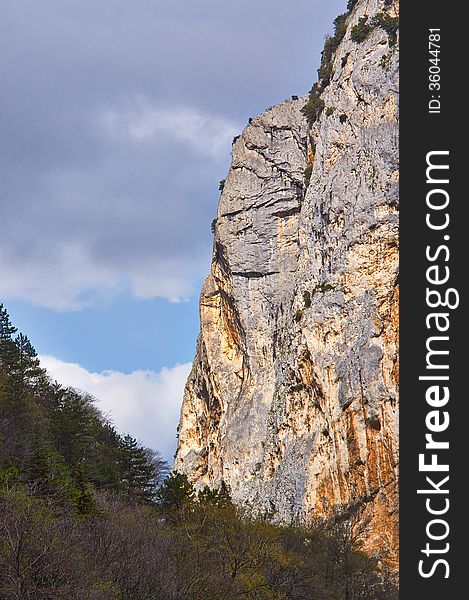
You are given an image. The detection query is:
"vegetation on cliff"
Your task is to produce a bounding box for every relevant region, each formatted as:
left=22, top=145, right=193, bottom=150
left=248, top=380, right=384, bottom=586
left=302, top=1, right=399, bottom=125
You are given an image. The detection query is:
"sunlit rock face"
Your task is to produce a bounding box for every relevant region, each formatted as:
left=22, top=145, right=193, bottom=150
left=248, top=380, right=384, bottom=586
left=175, top=0, right=399, bottom=564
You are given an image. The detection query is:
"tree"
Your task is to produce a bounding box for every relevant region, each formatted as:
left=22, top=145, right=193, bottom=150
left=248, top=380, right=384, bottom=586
left=198, top=481, right=232, bottom=509
left=143, top=446, right=169, bottom=491
left=14, top=333, right=43, bottom=383
left=156, top=471, right=194, bottom=510
left=73, top=463, right=97, bottom=518
left=0, top=303, right=19, bottom=375
left=119, top=434, right=160, bottom=503
left=0, top=303, right=17, bottom=341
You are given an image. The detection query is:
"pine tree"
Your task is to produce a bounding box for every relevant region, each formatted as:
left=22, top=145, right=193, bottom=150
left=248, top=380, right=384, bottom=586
left=156, top=471, right=194, bottom=510
left=0, top=304, right=19, bottom=374
left=198, top=480, right=232, bottom=508
left=119, top=434, right=159, bottom=503
left=0, top=303, right=17, bottom=341
left=14, top=333, right=43, bottom=383
left=74, top=463, right=97, bottom=518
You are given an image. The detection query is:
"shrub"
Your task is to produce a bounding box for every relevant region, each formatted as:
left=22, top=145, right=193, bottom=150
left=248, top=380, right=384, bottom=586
left=318, top=13, right=348, bottom=86
left=304, top=164, right=313, bottom=187
left=294, top=309, right=303, bottom=323
left=302, top=11, right=350, bottom=127
left=347, top=0, right=358, bottom=10
left=333, top=12, right=348, bottom=41
left=315, top=283, right=335, bottom=293
left=219, top=179, right=225, bottom=191
left=301, top=85, right=325, bottom=126
left=339, top=113, right=348, bottom=123
left=325, top=106, right=335, bottom=117
left=291, top=94, right=299, bottom=100
left=379, top=51, right=392, bottom=70
left=373, top=12, right=399, bottom=46
left=351, top=17, right=371, bottom=43
left=317, top=58, right=333, bottom=87
left=303, top=290, right=312, bottom=308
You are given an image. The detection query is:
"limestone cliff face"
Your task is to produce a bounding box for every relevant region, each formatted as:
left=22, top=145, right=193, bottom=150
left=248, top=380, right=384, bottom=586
left=175, top=0, right=399, bottom=560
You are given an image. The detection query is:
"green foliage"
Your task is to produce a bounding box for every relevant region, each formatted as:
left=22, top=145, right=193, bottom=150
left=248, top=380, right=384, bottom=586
left=351, top=17, right=372, bottom=43
left=0, top=302, right=167, bottom=508
left=326, top=106, right=335, bottom=117
left=301, top=85, right=325, bottom=125
left=211, top=217, right=217, bottom=234
left=333, top=12, right=349, bottom=42
left=373, top=12, right=399, bottom=46
left=304, top=164, right=313, bottom=187
left=380, top=51, right=392, bottom=70
left=219, top=178, right=225, bottom=191
left=302, top=12, right=349, bottom=126
left=0, top=310, right=399, bottom=598
left=318, top=13, right=348, bottom=86
left=0, top=304, right=21, bottom=378
left=198, top=481, right=232, bottom=509
left=156, top=471, right=195, bottom=510
left=302, top=0, right=386, bottom=127
left=303, top=290, right=312, bottom=308
left=0, top=303, right=17, bottom=341
left=294, top=309, right=303, bottom=323
left=119, top=434, right=163, bottom=504
left=0, top=462, right=19, bottom=490
left=73, top=463, right=97, bottom=518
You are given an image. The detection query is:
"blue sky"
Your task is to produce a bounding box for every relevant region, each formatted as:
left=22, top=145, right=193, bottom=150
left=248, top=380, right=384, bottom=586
left=7, top=295, right=200, bottom=374
left=1, top=0, right=346, bottom=462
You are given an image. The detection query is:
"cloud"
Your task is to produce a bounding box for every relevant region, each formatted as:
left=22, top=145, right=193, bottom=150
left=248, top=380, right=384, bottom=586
left=103, top=101, right=239, bottom=161
left=0, top=101, right=227, bottom=310
left=0, top=0, right=345, bottom=312
left=40, top=354, right=191, bottom=463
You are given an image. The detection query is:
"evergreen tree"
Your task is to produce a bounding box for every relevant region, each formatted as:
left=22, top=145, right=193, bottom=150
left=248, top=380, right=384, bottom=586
left=74, top=463, right=97, bottom=517
left=198, top=481, right=232, bottom=508
left=0, top=303, right=17, bottom=341
left=156, top=471, right=194, bottom=509
left=119, top=434, right=159, bottom=503
left=0, top=304, right=19, bottom=374
left=0, top=302, right=167, bottom=507
left=14, top=333, right=43, bottom=383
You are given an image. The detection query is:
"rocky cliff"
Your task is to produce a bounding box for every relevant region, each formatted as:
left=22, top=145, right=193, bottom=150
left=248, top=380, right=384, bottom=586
left=175, top=0, right=399, bottom=562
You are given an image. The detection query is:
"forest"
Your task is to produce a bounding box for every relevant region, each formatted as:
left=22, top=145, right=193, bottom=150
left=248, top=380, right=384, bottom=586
left=0, top=303, right=398, bottom=599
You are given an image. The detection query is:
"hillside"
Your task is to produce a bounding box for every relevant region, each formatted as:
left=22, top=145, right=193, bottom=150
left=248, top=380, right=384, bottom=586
left=0, top=303, right=398, bottom=597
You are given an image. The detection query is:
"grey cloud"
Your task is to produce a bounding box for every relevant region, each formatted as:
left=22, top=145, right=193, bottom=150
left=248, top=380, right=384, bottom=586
left=0, top=0, right=346, bottom=310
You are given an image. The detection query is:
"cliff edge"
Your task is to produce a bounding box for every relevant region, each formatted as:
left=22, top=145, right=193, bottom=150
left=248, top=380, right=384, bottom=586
left=175, top=0, right=399, bottom=563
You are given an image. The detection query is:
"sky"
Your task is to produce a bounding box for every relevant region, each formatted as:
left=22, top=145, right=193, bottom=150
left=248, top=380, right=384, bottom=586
left=1, top=0, right=346, bottom=462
